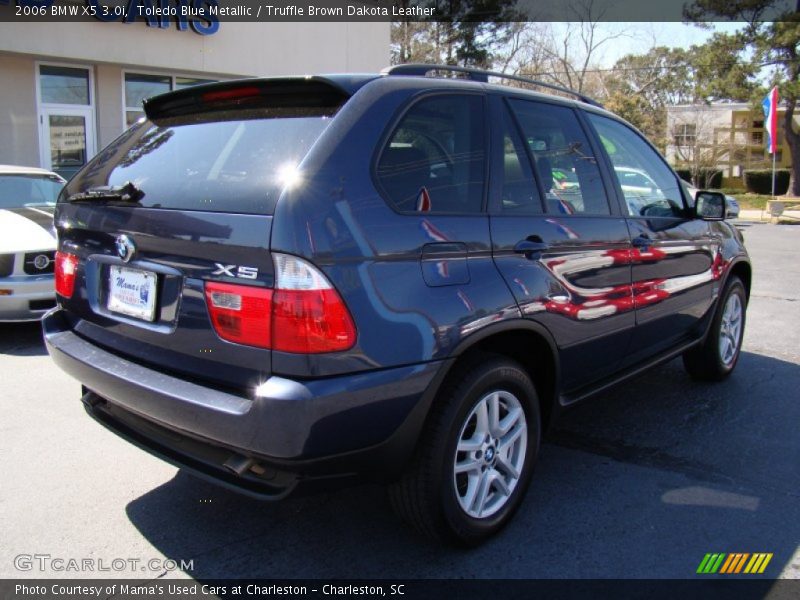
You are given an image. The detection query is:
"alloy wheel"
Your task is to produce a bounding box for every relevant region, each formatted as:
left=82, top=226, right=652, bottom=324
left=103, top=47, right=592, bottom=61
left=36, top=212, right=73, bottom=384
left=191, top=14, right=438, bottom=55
left=453, top=390, right=528, bottom=519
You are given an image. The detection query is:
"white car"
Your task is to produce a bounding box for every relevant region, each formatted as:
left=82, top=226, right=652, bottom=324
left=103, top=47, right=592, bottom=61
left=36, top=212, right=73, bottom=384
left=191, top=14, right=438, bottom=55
left=0, top=165, right=66, bottom=321
left=614, top=166, right=666, bottom=215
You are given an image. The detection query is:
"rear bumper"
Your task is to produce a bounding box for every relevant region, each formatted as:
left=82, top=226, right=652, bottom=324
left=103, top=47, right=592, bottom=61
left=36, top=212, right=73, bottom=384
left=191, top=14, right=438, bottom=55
left=43, top=309, right=447, bottom=498
left=0, top=275, right=55, bottom=321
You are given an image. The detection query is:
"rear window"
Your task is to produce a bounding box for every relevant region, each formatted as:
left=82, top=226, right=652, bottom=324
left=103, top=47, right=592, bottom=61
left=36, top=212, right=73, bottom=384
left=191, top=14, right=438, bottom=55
left=66, top=107, right=336, bottom=214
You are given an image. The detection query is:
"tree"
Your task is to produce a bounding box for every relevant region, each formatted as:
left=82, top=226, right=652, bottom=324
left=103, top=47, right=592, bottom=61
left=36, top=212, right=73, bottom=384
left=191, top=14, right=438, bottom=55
left=685, top=0, right=800, bottom=196
left=493, top=22, right=553, bottom=75
left=602, top=46, right=695, bottom=148
left=602, top=35, right=760, bottom=152
left=490, top=1, right=629, bottom=107
left=668, top=107, right=743, bottom=187
left=391, top=0, right=521, bottom=68
left=528, top=0, right=629, bottom=95
left=690, top=32, right=760, bottom=101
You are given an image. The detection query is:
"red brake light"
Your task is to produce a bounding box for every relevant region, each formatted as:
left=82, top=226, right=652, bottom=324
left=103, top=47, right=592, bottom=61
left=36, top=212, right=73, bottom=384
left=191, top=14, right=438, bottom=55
left=54, top=251, right=78, bottom=298
left=203, top=254, right=356, bottom=354
left=201, top=86, right=261, bottom=103
left=204, top=282, right=272, bottom=349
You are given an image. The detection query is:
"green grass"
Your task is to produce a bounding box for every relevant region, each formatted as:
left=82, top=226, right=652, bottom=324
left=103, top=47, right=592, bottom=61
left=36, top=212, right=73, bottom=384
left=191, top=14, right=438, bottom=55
left=731, top=194, right=772, bottom=210
left=705, top=187, right=800, bottom=211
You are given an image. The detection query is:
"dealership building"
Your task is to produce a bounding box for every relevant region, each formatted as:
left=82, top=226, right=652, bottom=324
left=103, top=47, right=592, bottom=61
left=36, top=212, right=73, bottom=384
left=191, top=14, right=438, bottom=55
left=0, top=19, right=389, bottom=178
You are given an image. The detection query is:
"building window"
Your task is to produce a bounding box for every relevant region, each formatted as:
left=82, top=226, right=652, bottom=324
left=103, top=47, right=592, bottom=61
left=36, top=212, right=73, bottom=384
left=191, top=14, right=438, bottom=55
left=40, top=65, right=90, bottom=105
left=37, top=63, right=96, bottom=180
left=175, top=77, right=215, bottom=90
left=673, top=123, right=696, bottom=147
left=751, top=119, right=765, bottom=145
left=124, top=73, right=170, bottom=126
left=124, top=73, right=216, bottom=126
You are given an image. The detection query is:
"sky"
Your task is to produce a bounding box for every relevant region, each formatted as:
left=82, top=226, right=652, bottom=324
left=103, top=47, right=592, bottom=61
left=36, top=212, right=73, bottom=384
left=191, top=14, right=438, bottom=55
left=564, top=21, right=746, bottom=68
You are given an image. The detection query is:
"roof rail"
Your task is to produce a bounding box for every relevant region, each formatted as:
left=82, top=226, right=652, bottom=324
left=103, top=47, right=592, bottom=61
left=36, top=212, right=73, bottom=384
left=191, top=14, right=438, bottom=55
left=382, top=64, right=604, bottom=108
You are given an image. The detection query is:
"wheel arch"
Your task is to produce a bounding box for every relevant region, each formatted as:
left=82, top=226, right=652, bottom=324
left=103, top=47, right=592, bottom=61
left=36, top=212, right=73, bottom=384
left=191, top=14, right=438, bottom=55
left=435, top=320, right=561, bottom=432
left=727, top=258, right=752, bottom=303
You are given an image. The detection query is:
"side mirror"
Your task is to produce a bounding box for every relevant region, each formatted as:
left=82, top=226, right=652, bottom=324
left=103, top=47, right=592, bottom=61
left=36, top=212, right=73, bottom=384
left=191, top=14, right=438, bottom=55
left=695, top=191, right=726, bottom=220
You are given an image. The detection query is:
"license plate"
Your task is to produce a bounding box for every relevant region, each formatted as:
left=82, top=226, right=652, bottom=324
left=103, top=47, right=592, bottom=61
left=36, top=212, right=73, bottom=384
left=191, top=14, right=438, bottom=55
left=107, top=265, right=157, bottom=322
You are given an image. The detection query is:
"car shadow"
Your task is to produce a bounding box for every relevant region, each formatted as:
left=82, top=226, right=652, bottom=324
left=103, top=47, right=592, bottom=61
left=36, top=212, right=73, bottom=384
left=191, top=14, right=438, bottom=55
left=124, top=350, right=800, bottom=579
left=0, top=322, right=47, bottom=356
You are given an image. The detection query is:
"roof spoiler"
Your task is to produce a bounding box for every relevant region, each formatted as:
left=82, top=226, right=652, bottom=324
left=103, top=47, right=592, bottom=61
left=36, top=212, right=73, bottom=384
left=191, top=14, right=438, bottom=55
left=143, top=77, right=352, bottom=121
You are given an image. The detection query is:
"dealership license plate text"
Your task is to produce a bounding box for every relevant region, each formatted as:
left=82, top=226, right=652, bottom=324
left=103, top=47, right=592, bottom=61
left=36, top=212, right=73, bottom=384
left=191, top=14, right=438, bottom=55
left=107, top=266, right=157, bottom=321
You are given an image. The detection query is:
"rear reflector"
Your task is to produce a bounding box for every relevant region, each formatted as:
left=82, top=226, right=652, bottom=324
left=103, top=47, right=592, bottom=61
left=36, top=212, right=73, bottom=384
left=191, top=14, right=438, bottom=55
left=204, top=254, right=356, bottom=353
left=54, top=251, right=78, bottom=298
left=205, top=281, right=272, bottom=349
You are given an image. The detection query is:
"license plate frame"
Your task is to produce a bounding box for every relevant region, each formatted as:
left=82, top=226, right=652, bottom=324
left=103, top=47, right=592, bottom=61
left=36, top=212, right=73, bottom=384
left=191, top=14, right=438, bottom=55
left=107, top=265, right=157, bottom=322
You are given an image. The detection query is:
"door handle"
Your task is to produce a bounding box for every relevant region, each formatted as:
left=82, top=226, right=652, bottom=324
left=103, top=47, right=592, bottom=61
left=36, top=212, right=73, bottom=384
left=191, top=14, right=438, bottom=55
left=631, top=235, right=651, bottom=249
left=514, top=239, right=550, bottom=259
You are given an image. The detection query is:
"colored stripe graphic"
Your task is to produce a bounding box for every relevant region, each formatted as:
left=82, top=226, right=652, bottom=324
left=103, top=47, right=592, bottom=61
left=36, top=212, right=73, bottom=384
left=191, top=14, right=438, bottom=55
left=720, top=553, right=750, bottom=573
left=744, top=553, right=773, bottom=574
left=698, top=553, right=773, bottom=575
left=697, top=553, right=726, bottom=574
left=696, top=554, right=713, bottom=573
left=720, top=554, right=736, bottom=573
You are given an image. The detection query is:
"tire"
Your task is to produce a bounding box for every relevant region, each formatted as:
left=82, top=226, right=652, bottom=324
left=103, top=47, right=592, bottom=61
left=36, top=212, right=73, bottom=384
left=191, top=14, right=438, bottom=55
left=683, top=276, right=746, bottom=381
left=389, top=355, right=541, bottom=546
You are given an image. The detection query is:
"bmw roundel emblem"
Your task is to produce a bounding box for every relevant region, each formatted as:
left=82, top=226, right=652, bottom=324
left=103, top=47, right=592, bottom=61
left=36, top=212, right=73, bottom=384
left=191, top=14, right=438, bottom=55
left=115, top=234, right=136, bottom=263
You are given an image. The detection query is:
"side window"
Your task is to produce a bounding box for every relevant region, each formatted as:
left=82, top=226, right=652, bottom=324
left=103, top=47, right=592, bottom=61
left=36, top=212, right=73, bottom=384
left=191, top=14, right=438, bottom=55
left=376, top=95, right=486, bottom=213
left=508, top=99, right=610, bottom=216
left=587, top=113, right=686, bottom=218
left=499, top=106, right=543, bottom=214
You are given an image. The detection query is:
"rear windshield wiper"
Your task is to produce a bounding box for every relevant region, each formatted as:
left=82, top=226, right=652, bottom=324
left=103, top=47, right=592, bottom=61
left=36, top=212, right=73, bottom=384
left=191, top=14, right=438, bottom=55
left=67, top=181, right=144, bottom=203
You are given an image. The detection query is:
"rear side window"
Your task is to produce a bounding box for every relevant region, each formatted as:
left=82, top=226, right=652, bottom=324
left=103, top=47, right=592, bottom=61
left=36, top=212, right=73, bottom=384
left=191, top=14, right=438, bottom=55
left=587, top=113, right=686, bottom=218
left=498, top=106, right=542, bottom=214
left=376, top=95, right=486, bottom=213
left=67, top=107, right=336, bottom=214
left=508, top=99, right=610, bottom=216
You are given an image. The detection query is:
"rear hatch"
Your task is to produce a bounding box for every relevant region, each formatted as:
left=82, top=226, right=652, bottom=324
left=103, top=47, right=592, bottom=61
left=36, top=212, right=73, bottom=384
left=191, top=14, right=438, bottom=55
left=55, top=78, right=351, bottom=392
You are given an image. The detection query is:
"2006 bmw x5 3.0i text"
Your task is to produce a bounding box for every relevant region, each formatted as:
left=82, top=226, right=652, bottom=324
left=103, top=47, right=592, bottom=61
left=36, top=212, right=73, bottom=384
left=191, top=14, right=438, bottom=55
left=44, top=65, right=750, bottom=545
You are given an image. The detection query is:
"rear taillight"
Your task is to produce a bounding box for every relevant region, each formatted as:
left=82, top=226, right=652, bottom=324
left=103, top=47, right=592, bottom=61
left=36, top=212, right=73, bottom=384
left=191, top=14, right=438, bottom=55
left=204, top=282, right=273, bottom=349
left=204, top=254, right=356, bottom=354
left=272, top=254, right=356, bottom=353
left=54, top=251, right=78, bottom=298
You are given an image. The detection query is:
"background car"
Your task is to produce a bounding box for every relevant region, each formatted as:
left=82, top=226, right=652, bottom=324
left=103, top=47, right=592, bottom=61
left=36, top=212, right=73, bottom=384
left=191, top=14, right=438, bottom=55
left=681, top=179, right=740, bottom=219
left=615, top=166, right=667, bottom=215
left=0, top=165, right=65, bottom=321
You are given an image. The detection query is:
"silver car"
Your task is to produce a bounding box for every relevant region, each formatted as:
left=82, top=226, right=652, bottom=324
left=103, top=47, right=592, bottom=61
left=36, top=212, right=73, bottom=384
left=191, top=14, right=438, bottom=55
left=0, top=165, right=65, bottom=321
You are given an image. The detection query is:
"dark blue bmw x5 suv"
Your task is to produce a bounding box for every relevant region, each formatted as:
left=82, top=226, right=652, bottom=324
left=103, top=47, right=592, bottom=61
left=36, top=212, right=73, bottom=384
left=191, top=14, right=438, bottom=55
left=44, top=65, right=750, bottom=545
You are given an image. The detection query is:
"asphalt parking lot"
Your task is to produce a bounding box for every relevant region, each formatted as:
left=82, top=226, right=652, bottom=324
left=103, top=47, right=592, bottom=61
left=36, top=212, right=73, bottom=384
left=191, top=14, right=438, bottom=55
left=1, top=222, right=798, bottom=581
